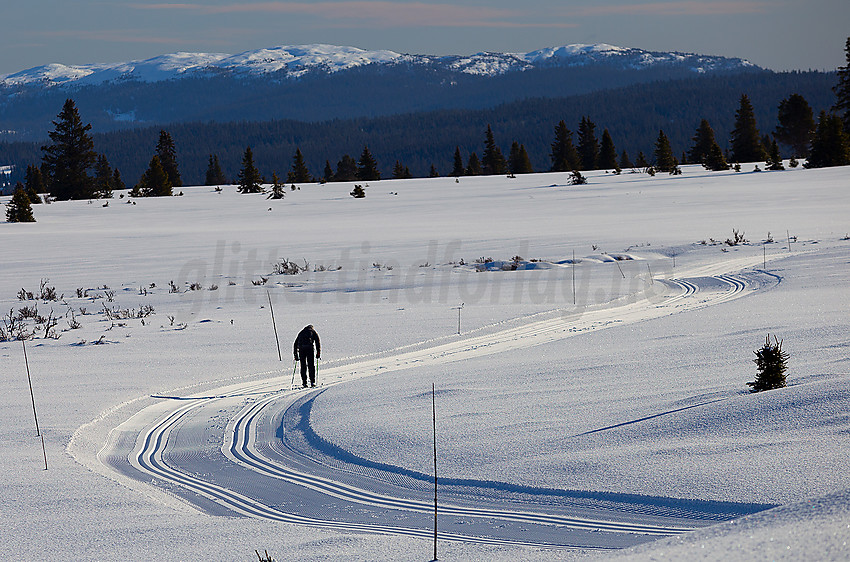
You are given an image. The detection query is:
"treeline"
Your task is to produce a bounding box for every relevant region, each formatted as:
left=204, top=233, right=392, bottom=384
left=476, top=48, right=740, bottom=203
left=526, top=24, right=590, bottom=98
left=0, top=69, right=842, bottom=188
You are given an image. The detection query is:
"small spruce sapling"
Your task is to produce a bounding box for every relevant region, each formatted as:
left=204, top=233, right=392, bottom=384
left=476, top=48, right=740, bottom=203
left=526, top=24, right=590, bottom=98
left=747, top=335, right=789, bottom=392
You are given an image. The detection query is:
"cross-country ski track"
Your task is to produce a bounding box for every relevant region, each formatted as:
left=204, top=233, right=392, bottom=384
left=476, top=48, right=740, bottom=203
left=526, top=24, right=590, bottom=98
left=86, top=253, right=784, bottom=551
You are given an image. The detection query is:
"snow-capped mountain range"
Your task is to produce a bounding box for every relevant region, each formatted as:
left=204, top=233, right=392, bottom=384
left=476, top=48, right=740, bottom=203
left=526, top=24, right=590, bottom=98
left=1, top=43, right=757, bottom=88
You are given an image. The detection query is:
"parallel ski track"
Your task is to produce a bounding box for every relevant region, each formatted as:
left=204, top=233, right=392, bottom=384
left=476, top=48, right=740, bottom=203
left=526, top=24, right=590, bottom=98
left=226, top=392, right=689, bottom=537
left=119, top=262, right=773, bottom=548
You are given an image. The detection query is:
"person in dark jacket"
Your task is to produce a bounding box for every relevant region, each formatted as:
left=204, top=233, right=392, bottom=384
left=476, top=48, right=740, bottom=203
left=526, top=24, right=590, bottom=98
left=294, top=325, right=321, bottom=387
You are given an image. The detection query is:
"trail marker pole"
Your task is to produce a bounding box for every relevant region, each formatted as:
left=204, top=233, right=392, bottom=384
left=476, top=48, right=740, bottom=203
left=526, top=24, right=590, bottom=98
left=41, top=434, right=48, bottom=470
left=432, top=382, right=438, bottom=561
left=764, top=243, right=767, bottom=269
left=614, top=257, right=625, bottom=279
left=22, top=339, right=40, bottom=436
left=267, top=291, right=282, bottom=362
left=572, top=250, right=576, bottom=305
left=455, top=303, right=464, bottom=335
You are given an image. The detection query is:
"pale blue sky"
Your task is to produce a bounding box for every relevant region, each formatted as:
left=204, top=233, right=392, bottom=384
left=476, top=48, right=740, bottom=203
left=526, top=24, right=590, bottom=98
left=1, top=0, right=847, bottom=75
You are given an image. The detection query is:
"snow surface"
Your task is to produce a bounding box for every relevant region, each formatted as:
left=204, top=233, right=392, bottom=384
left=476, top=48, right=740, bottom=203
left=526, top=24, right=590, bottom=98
left=0, top=42, right=755, bottom=86
left=1, top=164, right=849, bottom=560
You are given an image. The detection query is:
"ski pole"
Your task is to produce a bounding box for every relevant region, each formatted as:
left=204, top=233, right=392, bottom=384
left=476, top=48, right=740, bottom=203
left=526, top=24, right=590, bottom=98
left=290, top=359, right=298, bottom=389
left=315, top=357, right=320, bottom=387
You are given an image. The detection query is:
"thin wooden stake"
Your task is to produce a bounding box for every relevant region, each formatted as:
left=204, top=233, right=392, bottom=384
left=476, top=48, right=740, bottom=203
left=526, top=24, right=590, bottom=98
left=22, top=339, right=40, bottom=436
left=267, top=291, right=282, bottom=362
left=572, top=250, right=576, bottom=305
left=787, top=229, right=792, bottom=252
left=432, top=382, right=438, bottom=561
left=763, top=243, right=767, bottom=269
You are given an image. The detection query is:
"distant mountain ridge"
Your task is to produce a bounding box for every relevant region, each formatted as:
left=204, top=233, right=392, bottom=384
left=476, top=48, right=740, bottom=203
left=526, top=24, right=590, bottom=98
left=1, top=43, right=758, bottom=87
left=0, top=43, right=764, bottom=141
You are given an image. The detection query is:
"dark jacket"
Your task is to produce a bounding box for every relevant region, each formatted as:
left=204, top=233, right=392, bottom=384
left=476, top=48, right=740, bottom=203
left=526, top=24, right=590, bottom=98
left=294, top=325, right=320, bottom=359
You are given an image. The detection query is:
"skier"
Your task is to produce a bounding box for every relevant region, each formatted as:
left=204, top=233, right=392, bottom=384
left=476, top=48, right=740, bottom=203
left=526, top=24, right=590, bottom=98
left=293, top=324, right=321, bottom=387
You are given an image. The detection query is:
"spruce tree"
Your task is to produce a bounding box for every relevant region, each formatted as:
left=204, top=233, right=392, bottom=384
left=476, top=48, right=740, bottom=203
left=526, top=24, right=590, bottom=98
left=635, top=151, right=649, bottom=169
left=357, top=146, right=380, bottom=181
left=598, top=129, right=618, bottom=170
left=429, top=164, right=440, bottom=178
left=689, top=119, right=719, bottom=164
left=41, top=99, right=97, bottom=200
left=112, top=169, right=126, bottom=191
left=205, top=154, right=227, bottom=185
left=134, top=155, right=172, bottom=197
left=748, top=335, right=789, bottom=392
left=766, top=138, right=785, bottom=170
left=237, top=147, right=263, bottom=193
left=323, top=160, right=335, bottom=182
left=466, top=152, right=482, bottom=176
left=94, top=154, right=114, bottom=199
left=550, top=120, right=578, bottom=172
left=508, top=142, right=533, bottom=174
left=576, top=116, right=599, bottom=171
left=481, top=125, right=507, bottom=175
left=156, top=130, right=182, bottom=188
left=335, top=154, right=358, bottom=181
left=619, top=150, right=634, bottom=170
left=24, top=164, right=44, bottom=204
left=730, top=94, right=766, bottom=163
left=775, top=94, right=815, bottom=157
left=268, top=172, right=285, bottom=199
left=804, top=111, right=850, bottom=168
left=833, top=37, right=850, bottom=133
left=653, top=130, right=675, bottom=172
left=451, top=147, right=465, bottom=177
left=703, top=142, right=730, bottom=171
left=6, top=183, right=36, bottom=222
left=288, top=148, right=313, bottom=183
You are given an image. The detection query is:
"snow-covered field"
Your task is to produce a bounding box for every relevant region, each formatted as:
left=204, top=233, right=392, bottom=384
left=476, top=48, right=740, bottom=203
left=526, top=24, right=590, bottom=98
left=1, top=164, right=848, bottom=560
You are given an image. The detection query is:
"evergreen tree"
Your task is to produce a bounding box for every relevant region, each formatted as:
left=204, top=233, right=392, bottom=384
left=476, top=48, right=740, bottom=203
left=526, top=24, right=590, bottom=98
left=237, top=147, right=263, bottom=193
left=804, top=111, right=850, bottom=168
left=619, top=150, right=634, bottom=169
left=451, top=147, right=465, bottom=177
left=156, top=130, right=182, bottom=188
left=268, top=172, right=285, bottom=199
left=748, top=335, right=789, bottom=392
left=775, top=94, right=815, bottom=157
left=350, top=184, right=366, bottom=198
left=94, top=154, right=114, bottom=198
left=392, top=160, right=406, bottom=179
left=357, top=146, right=381, bottom=181
left=766, top=138, right=785, bottom=170
left=288, top=148, right=313, bottom=183
left=576, top=116, right=599, bottom=170
left=481, top=124, right=507, bottom=175
left=24, top=164, right=44, bottom=204
left=598, top=129, right=618, bottom=170
left=323, top=160, right=334, bottom=182
left=550, top=120, right=579, bottom=172
left=335, top=154, right=358, bottom=181
left=703, top=142, right=730, bottom=171
left=429, top=164, right=440, bottom=178
left=112, top=169, right=126, bottom=191
left=635, top=151, right=649, bottom=169
left=653, top=130, right=675, bottom=172
left=689, top=119, right=719, bottom=164
left=205, top=154, right=227, bottom=185
left=134, top=155, right=172, bottom=197
left=41, top=99, right=97, bottom=200
left=834, top=37, right=850, bottom=133
left=6, top=183, right=36, bottom=222
left=730, top=94, right=766, bottom=163
left=508, top=141, right=533, bottom=174
left=465, top=152, right=482, bottom=176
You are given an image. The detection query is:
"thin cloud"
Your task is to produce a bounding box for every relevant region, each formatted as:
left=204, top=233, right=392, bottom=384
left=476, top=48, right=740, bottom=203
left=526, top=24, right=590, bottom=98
left=569, top=1, right=773, bottom=17
left=133, top=2, right=576, bottom=28
left=39, top=30, right=184, bottom=45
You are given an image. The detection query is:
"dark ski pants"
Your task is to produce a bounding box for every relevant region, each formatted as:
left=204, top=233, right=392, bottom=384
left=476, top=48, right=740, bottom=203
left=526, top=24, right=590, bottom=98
left=298, top=349, right=315, bottom=386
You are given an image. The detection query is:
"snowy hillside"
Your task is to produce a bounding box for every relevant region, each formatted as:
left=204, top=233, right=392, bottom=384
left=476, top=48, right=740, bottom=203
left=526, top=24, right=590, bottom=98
left=0, top=43, right=757, bottom=87
left=1, top=164, right=849, bottom=561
